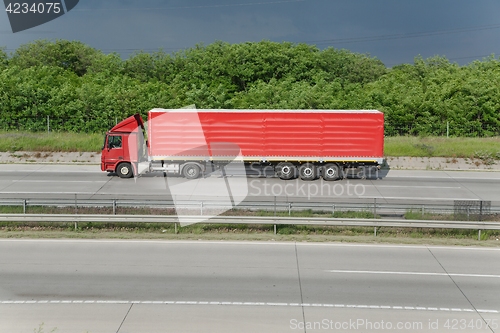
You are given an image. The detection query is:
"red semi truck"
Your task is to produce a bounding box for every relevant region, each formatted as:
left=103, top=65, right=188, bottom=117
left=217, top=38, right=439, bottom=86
left=101, top=109, right=384, bottom=180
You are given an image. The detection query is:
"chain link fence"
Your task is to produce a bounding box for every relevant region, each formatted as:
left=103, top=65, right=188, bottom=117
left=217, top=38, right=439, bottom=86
left=0, top=115, right=123, bottom=133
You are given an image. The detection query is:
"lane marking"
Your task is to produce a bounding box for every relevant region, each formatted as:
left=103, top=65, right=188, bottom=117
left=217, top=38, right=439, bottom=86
left=387, top=175, right=500, bottom=180
left=326, top=270, right=500, bottom=278
left=12, top=180, right=107, bottom=183
left=0, top=191, right=97, bottom=194
left=0, top=170, right=98, bottom=173
left=358, top=196, right=483, bottom=201
left=367, top=185, right=461, bottom=189
left=0, top=300, right=496, bottom=313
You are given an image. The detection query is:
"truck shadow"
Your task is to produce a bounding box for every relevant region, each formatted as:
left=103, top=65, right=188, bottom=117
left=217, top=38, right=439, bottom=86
left=108, top=163, right=391, bottom=180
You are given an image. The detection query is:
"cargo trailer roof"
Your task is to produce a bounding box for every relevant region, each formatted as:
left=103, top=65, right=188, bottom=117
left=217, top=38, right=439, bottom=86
left=149, top=108, right=382, bottom=114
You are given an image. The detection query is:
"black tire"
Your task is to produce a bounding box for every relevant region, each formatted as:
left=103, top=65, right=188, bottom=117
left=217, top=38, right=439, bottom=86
left=322, top=163, right=340, bottom=181
left=117, top=162, right=133, bottom=178
left=299, top=163, right=317, bottom=181
left=182, top=163, right=201, bottom=179
left=276, top=162, right=297, bottom=180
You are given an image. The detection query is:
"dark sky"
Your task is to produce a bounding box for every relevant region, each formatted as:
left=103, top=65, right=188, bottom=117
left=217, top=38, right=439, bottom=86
left=1, top=0, right=500, bottom=66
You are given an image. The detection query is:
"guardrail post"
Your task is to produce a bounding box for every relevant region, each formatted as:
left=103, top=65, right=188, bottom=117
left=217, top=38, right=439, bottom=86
left=274, top=196, right=276, bottom=216
left=373, top=198, right=377, bottom=217
left=175, top=223, right=178, bottom=234
left=200, top=202, right=204, bottom=216
left=421, top=205, right=425, bottom=217
left=74, top=194, right=77, bottom=214
left=74, top=221, right=77, bottom=231
left=374, top=227, right=377, bottom=237
left=332, top=204, right=335, bottom=216
left=478, top=230, right=481, bottom=241
left=288, top=203, right=291, bottom=216
left=113, top=200, right=117, bottom=215
left=274, top=224, right=277, bottom=235
left=23, top=199, right=26, bottom=214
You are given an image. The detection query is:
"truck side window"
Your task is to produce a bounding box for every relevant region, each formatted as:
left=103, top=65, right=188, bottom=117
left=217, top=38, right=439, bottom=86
left=108, top=135, right=122, bottom=149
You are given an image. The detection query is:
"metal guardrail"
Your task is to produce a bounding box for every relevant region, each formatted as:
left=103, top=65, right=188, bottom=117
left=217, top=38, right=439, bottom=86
left=0, top=197, right=499, bottom=240
left=0, top=214, right=499, bottom=240
left=1, top=197, right=499, bottom=217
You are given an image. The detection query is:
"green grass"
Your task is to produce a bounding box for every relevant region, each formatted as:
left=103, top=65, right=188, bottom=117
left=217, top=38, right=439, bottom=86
left=0, top=131, right=103, bottom=152
left=2, top=222, right=499, bottom=243
left=385, top=136, right=500, bottom=158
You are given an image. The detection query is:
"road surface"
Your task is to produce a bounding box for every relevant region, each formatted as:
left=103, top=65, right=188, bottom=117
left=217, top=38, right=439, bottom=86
left=0, top=165, right=500, bottom=204
left=0, top=240, right=499, bottom=332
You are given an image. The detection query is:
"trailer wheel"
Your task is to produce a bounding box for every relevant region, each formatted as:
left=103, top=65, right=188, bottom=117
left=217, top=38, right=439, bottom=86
left=276, top=162, right=296, bottom=180
left=299, top=163, right=317, bottom=181
left=117, top=162, right=133, bottom=178
left=322, top=163, right=340, bottom=181
left=182, top=163, right=201, bottom=179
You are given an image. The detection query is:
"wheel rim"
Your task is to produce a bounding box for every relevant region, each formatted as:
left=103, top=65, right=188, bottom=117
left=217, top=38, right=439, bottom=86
left=120, top=166, right=129, bottom=175
left=184, top=164, right=200, bottom=179
left=300, top=164, right=315, bottom=179
left=186, top=167, right=196, bottom=177
left=325, top=168, right=336, bottom=177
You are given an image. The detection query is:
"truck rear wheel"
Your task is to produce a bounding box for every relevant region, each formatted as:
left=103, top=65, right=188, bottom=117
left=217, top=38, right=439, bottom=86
left=117, top=162, right=133, bottom=178
left=276, top=162, right=296, bottom=180
left=322, top=163, right=340, bottom=181
left=299, top=163, right=317, bottom=181
left=182, top=163, right=201, bottom=179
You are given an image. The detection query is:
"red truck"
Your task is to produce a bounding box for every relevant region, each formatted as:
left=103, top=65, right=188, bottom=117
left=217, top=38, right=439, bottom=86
left=101, top=109, right=384, bottom=180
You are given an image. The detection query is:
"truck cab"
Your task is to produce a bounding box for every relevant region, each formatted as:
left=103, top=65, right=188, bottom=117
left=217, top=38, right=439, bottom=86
left=101, top=114, right=145, bottom=178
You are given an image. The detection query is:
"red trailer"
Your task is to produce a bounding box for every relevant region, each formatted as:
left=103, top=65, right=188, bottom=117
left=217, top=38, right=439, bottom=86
left=101, top=109, right=384, bottom=180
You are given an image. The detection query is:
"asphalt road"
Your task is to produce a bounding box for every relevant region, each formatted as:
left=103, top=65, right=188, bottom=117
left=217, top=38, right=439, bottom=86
left=0, top=240, right=499, bottom=333
left=0, top=165, right=500, bottom=204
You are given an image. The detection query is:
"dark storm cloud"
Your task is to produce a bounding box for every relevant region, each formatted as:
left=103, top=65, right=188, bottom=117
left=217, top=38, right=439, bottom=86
left=1, top=0, right=499, bottom=65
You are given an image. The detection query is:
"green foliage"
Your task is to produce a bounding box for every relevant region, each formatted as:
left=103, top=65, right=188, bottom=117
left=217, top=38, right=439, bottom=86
left=9, top=39, right=102, bottom=76
left=374, top=55, right=500, bottom=136
left=0, top=47, right=7, bottom=68
left=0, top=39, right=499, bottom=136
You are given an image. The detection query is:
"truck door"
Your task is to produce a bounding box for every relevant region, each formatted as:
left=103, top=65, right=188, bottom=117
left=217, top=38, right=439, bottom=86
left=104, top=135, right=124, bottom=170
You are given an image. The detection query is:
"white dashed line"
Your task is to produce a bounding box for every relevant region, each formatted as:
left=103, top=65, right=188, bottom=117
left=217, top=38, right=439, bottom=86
left=326, top=270, right=500, bottom=278
left=0, top=300, right=497, bottom=313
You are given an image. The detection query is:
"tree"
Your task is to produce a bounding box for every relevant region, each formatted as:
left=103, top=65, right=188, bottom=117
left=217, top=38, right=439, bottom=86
left=9, top=40, right=102, bottom=76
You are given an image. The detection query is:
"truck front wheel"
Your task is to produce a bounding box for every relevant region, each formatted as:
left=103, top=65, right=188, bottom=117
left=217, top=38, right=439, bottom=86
left=117, top=162, right=133, bottom=178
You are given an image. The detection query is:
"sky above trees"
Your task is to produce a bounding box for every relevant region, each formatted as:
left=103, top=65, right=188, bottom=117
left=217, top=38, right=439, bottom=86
left=1, top=0, right=500, bottom=66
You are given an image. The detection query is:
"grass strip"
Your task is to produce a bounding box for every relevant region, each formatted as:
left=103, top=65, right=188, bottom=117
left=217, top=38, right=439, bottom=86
left=384, top=136, right=500, bottom=158
left=0, top=131, right=103, bottom=153
left=0, top=206, right=499, bottom=243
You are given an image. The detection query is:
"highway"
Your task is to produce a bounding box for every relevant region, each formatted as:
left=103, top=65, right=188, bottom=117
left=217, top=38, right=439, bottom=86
left=1, top=164, right=500, bottom=203
left=0, top=240, right=499, bottom=332
left=1, top=165, right=500, bottom=332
